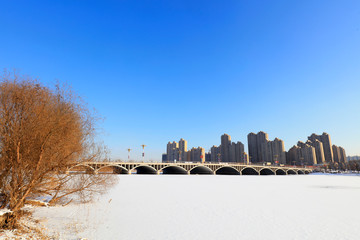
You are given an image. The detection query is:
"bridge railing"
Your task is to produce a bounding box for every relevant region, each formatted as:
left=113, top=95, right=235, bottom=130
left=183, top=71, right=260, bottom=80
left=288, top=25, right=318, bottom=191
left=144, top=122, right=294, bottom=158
left=80, top=161, right=312, bottom=170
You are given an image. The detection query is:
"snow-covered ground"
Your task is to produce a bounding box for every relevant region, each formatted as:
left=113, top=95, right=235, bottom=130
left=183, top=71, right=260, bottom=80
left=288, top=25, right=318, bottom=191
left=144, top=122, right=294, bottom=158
left=33, top=174, right=360, bottom=240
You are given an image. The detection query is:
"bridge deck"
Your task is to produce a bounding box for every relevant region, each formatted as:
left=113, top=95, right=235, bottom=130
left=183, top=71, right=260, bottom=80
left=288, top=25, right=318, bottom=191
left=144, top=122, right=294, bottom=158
left=68, top=162, right=312, bottom=175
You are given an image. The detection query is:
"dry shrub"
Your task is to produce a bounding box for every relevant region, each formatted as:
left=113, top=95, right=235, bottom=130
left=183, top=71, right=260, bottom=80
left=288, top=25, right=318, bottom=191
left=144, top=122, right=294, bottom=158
left=0, top=71, right=116, bottom=228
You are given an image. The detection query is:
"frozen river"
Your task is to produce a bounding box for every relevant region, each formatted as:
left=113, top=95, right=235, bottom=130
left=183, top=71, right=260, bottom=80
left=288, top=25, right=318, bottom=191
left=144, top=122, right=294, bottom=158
left=34, top=174, right=360, bottom=240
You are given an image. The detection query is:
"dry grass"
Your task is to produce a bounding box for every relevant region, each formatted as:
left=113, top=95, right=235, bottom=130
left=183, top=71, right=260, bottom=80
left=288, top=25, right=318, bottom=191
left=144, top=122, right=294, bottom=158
left=0, top=214, right=53, bottom=239
left=24, top=200, right=49, bottom=207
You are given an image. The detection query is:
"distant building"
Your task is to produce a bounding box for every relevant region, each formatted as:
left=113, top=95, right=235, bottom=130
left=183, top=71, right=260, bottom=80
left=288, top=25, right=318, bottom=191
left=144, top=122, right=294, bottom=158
left=205, top=152, right=211, bottom=162
left=332, top=145, right=341, bottom=163
left=190, top=147, right=205, bottom=162
left=300, top=144, right=317, bottom=166
left=287, top=143, right=317, bottom=166
left=229, top=141, right=245, bottom=162
left=220, top=134, right=231, bottom=162
left=243, top=152, right=249, bottom=164
left=257, top=131, right=269, bottom=163
left=267, top=138, right=286, bottom=164
left=291, top=132, right=348, bottom=166
left=347, top=156, right=360, bottom=161
left=339, top=147, right=347, bottom=163
left=211, top=145, right=221, bottom=162
left=166, top=138, right=205, bottom=163
left=166, top=141, right=179, bottom=162
left=186, top=151, right=191, bottom=162
left=287, top=146, right=300, bottom=165
left=247, top=131, right=285, bottom=164
left=220, top=134, right=245, bottom=162
left=247, top=133, right=258, bottom=163
left=162, top=154, right=167, bottom=162
left=306, top=139, right=325, bottom=164
left=308, top=133, right=333, bottom=162
left=179, top=138, right=188, bottom=162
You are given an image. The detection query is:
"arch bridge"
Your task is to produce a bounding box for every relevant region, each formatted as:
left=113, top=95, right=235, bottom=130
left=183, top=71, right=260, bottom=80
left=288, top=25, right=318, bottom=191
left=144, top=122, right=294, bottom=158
left=67, top=162, right=312, bottom=176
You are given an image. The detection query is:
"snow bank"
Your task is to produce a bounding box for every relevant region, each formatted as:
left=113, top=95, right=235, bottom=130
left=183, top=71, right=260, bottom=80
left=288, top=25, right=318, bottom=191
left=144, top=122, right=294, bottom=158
left=33, top=175, right=360, bottom=240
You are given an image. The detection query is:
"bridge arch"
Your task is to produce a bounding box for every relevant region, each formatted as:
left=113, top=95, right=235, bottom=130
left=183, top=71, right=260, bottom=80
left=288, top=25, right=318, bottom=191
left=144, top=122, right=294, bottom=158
left=131, top=165, right=158, bottom=174
left=160, top=166, right=188, bottom=175
left=304, top=170, right=310, bottom=174
left=241, top=167, right=259, bottom=175
left=275, top=169, right=286, bottom=175
left=297, top=170, right=305, bottom=175
left=259, top=168, right=275, bottom=175
left=215, top=166, right=240, bottom=175
left=97, top=165, right=128, bottom=174
left=189, top=166, right=214, bottom=175
left=287, top=169, right=297, bottom=175
left=68, top=164, right=95, bottom=174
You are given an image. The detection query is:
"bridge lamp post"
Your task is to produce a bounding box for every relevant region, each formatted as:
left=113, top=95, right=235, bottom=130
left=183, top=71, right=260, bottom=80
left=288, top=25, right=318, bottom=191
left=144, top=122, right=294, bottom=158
left=141, top=144, right=146, bottom=162
left=127, top=148, right=132, bottom=161
left=217, top=153, right=221, bottom=163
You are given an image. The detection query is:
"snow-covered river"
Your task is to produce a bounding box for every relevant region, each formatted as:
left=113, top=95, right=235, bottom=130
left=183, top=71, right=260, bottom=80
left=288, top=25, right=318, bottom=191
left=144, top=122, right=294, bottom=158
left=34, top=174, right=360, bottom=240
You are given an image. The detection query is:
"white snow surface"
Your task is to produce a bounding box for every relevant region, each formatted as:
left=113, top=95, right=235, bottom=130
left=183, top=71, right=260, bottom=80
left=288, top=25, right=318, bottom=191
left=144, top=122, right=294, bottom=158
left=33, top=174, right=360, bottom=240
left=0, top=209, right=11, bottom=216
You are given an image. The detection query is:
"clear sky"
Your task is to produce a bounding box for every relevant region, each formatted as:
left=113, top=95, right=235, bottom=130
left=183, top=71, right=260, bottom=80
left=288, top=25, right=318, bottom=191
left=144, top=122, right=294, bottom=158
left=1, top=0, right=360, bottom=161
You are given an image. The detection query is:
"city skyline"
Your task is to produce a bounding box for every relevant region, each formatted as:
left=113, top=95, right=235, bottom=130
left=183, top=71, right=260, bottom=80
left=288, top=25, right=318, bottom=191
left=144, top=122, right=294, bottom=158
left=1, top=1, right=360, bottom=161
left=162, top=131, right=346, bottom=167
left=112, top=130, right=351, bottom=162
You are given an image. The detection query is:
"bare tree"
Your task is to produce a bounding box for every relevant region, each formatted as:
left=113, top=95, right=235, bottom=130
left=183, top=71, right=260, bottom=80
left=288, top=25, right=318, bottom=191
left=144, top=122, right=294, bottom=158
left=0, top=71, right=115, bottom=228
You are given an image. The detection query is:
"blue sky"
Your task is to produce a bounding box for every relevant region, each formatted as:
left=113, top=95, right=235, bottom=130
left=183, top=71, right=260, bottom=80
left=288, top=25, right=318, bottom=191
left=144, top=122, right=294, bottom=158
left=1, top=0, right=360, bottom=160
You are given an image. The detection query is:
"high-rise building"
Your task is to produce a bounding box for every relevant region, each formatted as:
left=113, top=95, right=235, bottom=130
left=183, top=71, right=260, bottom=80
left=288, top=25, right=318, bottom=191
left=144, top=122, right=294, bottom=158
left=287, top=143, right=317, bottom=166
left=179, top=138, right=188, bottom=162
left=267, top=138, right=286, bottom=164
left=211, top=145, right=221, bottom=162
left=219, top=134, right=245, bottom=163
left=243, top=152, right=249, bottom=164
left=162, top=154, right=167, bottom=162
left=229, top=141, right=245, bottom=162
left=166, top=141, right=179, bottom=162
left=308, top=133, right=333, bottom=162
left=287, top=146, right=300, bottom=165
left=220, top=134, right=231, bottom=162
left=257, top=131, right=269, bottom=163
left=186, top=151, right=191, bottom=162
left=247, top=133, right=258, bottom=163
left=189, top=147, right=205, bottom=162
left=339, top=147, right=346, bottom=163
left=300, top=144, right=317, bottom=166
left=247, top=131, right=285, bottom=164
left=332, top=145, right=341, bottom=163
left=205, top=152, right=211, bottom=162
left=306, top=139, right=325, bottom=164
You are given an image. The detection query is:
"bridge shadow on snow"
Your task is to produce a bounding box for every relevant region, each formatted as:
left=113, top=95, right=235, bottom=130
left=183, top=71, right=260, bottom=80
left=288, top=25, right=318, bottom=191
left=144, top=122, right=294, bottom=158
left=216, top=167, right=240, bottom=175
left=260, top=168, right=275, bottom=175
left=134, top=166, right=157, bottom=174
left=241, top=167, right=259, bottom=175
left=190, top=166, right=213, bottom=175
left=162, top=166, right=187, bottom=175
